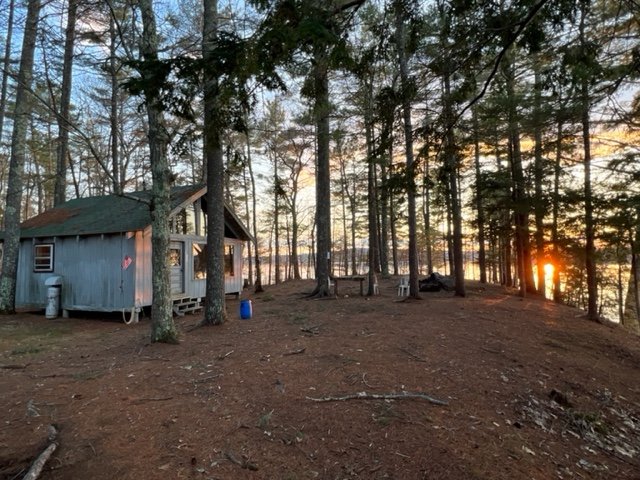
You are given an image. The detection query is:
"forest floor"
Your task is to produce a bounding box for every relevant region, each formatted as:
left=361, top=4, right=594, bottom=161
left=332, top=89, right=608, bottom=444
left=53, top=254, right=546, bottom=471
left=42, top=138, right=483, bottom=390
left=1, top=277, right=640, bottom=480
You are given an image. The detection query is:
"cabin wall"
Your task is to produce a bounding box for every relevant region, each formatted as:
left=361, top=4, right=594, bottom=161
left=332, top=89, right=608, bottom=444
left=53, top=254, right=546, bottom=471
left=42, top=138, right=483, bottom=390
left=227, top=238, right=244, bottom=295
left=169, top=235, right=244, bottom=299
left=16, top=234, right=137, bottom=311
left=135, top=229, right=152, bottom=307
left=15, top=232, right=245, bottom=312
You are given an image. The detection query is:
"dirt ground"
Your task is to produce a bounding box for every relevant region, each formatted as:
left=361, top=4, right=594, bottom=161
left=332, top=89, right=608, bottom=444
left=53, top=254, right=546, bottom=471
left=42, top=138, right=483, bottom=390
left=1, top=277, right=639, bottom=480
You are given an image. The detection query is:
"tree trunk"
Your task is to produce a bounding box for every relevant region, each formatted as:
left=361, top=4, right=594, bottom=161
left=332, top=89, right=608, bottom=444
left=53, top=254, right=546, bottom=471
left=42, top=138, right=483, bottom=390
left=390, top=191, right=399, bottom=275
left=291, top=202, right=301, bottom=280
left=54, top=0, right=77, bottom=206
left=395, top=0, right=419, bottom=298
left=109, top=16, right=122, bottom=195
left=138, top=0, right=178, bottom=343
left=339, top=162, right=349, bottom=276
left=422, top=142, right=433, bottom=275
left=312, top=48, right=331, bottom=296
left=443, top=72, right=465, bottom=297
left=274, top=158, right=281, bottom=284
left=504, top=53, right=535, bottom=296
left=472, top=109, right=486, bottom=283
left=533, top=62, right=546, bottom=295
left=0, top=0, right=15, bottom=143
left=202, top=0, right=227, bottom=324
left=579, top=6, right=598, bottom=322
left=365, top=79, right=379, bottom=295
left=379, top=149, right=390, bottom=277
left=0, top=0, right=42, bottom=314
left=552, top=117, right=563, bottom=302
left=241, top=157, right=253, bottom=286
left=623, top=221, right=640, bottom=333
left=245, top=119, right=263, bottom=292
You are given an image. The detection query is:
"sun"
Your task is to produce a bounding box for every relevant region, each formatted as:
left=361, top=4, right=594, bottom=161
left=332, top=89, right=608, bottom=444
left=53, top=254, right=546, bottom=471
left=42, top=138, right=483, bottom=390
left=543, top=263, right=554, bottom=276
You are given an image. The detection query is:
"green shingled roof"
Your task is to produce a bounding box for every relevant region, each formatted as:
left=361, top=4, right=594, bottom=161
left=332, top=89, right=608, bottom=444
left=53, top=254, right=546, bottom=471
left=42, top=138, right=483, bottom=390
left=16, top=185, right=251, bottom=241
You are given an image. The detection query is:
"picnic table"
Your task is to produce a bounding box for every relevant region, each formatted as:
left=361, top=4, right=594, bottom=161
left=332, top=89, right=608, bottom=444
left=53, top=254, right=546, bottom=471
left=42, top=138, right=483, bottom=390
left=332, top=275, right=367, bottom=296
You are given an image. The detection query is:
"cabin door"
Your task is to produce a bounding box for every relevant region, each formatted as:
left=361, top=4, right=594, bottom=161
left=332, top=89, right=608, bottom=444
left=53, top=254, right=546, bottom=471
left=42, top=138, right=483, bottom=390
left=169, top=241, right=185, bottom=296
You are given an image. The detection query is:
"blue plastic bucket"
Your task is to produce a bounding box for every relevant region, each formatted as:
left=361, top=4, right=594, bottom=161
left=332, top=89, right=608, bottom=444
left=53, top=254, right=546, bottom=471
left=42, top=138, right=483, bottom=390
left=240, top=299, right=252, bottom=319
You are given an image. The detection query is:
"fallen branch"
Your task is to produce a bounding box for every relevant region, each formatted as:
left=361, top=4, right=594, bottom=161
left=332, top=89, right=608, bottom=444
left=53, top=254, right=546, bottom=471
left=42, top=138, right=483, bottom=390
left=0, top=363, right=29, bottom=370
left=300, top=326, right=320, bottom=335
left=398, top=347, right=427, bottom=363
left=306, top=391, right=448, bottom=406
left=283, top=347, right=306, bottom=356
left=480, top=346, right=502, bottom=355
left=130, top=396, right=173, bottom=404
left=224, top=451, right=258, bottom=471
left=193, top=374, right=223, bottom=384
left=362, top=373, right=378, bottom=389
left=218, top=350, right=234, bottom=360
left=23, top=425, right=58, bottom=480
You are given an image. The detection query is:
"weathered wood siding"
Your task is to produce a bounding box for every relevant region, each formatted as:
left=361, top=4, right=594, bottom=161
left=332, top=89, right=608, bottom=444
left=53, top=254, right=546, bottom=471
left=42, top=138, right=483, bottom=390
left=226, top=238, right=244, bottom=295
left=15, top=232, right=245, bottom=312
left=134, top=229, right=152, bottom=307
left=16, top=233, right=137, bottom=311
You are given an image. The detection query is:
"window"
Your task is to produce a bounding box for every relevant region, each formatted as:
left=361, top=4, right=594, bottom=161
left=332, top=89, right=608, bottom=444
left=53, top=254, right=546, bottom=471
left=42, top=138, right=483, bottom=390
left=34, top=244, right=54, bottom=272
left=170, top=200, right=206, bottom=236
left=225, top=245, right=234, bottom=276
left=193, top=243, right=207, bottom=279
left=192, top=243, right=233, bottom=279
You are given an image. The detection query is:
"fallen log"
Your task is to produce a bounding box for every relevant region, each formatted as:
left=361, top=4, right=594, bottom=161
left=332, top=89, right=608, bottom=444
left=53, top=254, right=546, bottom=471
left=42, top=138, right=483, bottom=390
left=306, top=390, right=448, bottom=406
left=23, top=425, right=58, bottom=480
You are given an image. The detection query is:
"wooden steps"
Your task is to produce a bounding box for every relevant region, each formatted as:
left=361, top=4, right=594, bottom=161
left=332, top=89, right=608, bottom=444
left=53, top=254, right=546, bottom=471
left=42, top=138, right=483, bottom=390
left=173, top=297, right=203, bottom=316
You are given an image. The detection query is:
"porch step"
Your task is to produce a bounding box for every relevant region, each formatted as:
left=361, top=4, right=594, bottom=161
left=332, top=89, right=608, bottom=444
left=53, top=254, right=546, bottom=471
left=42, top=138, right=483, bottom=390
left=173, top=297, right=203, bottom=317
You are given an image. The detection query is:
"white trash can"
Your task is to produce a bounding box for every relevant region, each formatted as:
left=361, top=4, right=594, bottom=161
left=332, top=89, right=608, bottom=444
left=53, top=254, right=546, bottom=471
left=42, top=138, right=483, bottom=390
left=44, top=276, right=63, bottom=319
left=46, top=287, right=60, bottom=319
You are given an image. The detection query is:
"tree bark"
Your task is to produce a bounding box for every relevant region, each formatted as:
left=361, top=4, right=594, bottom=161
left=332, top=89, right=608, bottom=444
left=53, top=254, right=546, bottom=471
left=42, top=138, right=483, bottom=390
left=472, top=108, right=486, bottom=283
left=532, top=62, right=546, bottom=295
left=579, top=5, right=598, bottom=322
left=0, top=0, right=16, bottom=142
left=503, top=52, right=535, bottom=296
left=312, top=48, right=331, bottom=296
left=394, top=0, right=419, bottom=298
left=379, top=146, right=390, bottom=277
left=109, top=15, right=122, bottom=195
left=0, top=0, right=42, bottom=314
left=139, top=0, right=178, bottom=343
left=365, top=78, right=380, bottom=295
left=241, top=154, right=253, bottom=286
left=245, top=117, right=263, bottom=292
left=54, top=0, right=78, bottom=206
left=623, top=218, right=640, bottom=333
left=552, top=117, right=563, bottom=302
left=273, top=152, right=281, bottom=284
left=202, top=0, right=227, bottom=324
left=443, top=71, right=465, bottom=297
left=422, top=141, right=433, bottom=275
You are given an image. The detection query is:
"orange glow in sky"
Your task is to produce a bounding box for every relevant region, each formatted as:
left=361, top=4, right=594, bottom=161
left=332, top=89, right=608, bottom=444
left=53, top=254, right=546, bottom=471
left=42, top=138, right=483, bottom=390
left=544, top=263, right=554, bottom=277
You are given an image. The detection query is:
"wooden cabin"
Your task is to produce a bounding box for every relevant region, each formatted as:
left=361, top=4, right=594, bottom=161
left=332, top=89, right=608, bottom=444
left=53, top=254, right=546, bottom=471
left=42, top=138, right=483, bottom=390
left=7, top=185, right=251, bottom=316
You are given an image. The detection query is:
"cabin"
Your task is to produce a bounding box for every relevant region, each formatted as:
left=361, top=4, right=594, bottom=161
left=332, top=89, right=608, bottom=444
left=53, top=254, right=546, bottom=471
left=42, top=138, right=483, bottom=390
left=5, top=185, right=251, bottom=316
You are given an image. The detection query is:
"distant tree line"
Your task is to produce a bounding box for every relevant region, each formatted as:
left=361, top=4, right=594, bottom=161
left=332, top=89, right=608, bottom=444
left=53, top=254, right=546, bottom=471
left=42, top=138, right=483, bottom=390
left=1, top=0, right=640, bottom=338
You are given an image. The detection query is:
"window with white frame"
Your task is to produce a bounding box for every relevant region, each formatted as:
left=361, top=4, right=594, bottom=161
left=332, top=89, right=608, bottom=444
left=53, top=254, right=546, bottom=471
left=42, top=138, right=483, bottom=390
left=33, top=244, right=54, bottom=272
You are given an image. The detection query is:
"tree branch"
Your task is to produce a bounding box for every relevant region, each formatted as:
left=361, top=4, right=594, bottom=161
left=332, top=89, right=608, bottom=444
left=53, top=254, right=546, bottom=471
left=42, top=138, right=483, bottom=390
left=454, top=0, right=552, bottom=126
left=306, top=390, right=449, bottom=406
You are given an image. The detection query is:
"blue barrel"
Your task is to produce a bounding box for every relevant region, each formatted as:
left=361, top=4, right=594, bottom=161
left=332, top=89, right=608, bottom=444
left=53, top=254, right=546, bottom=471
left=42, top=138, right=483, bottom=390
left=240, top=299, right=252, bottom=319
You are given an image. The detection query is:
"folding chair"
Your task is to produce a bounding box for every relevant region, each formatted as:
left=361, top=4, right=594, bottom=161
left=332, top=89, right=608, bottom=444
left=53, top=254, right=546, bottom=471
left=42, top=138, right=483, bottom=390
left=397, top=276, right=409, bottom=296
